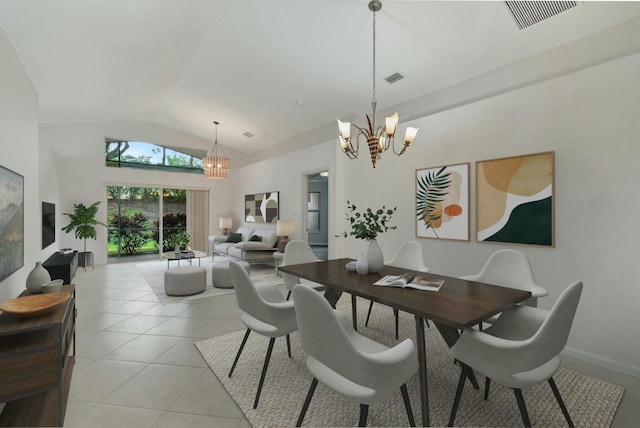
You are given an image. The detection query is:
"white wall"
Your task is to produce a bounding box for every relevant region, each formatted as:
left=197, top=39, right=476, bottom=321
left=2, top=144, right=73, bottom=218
left=331, top=53, right=640, bottom=376
left=229, top=141, right=336, bottom=243
left=0, top=29, right=40, bottom=302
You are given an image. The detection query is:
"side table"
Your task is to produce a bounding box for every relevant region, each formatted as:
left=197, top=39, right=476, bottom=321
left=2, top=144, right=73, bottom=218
left=273, top=251, right=284, bottom=277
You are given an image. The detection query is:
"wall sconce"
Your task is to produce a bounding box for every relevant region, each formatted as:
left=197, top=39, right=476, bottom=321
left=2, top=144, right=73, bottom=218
left=277, top=219, right=294, bottom=252
left=219, top=217, right=232, bottom=235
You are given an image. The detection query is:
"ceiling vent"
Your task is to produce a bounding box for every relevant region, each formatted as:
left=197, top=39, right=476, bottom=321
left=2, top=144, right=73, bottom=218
left=505, top=1, right=578, bottom=30
left=242, top=131, right=254, bottom=138
left=385, top=72, right=404, bottom=84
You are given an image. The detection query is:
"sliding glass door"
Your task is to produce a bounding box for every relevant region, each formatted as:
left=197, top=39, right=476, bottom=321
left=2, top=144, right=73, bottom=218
left=107, top=186, right=205, bottom=261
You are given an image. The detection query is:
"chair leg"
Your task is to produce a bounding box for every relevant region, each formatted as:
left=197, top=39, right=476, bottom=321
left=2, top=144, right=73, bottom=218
left=286, top=334, right=292, bottom=358
left=365, top=300, right=374, bottom=326
left=394, top=309, right=399, bottom=339
left=253, top=337, right=276, bottom=409
left=513, top=388, right=532, bottom=427
left=548, top=377, right=574, bottom=427
left=400, top=384, right=416, bottom=426
left=229, top=328, right=251, bottom=377
left=484, top=377, right=491, bottom=400
left=448, top=364, right=468, bottom=426
left=296, top=378, right=318, bottom=427
left=358, top=404, right=369, bottom=427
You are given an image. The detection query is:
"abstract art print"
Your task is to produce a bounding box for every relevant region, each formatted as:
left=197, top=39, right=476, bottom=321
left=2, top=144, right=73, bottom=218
left=476, top=151, right=554, bottom=246
left=416, top=163, right=469, bottom=241
left=0, top=165, right=24, bottom=282
left=245, top=191, right=279, bottom=223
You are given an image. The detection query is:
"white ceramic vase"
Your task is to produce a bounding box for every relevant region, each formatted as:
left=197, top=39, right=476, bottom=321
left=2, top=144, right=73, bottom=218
left=25, top=261, right=51, bottom=293
left=365, top=239, right=384, bottom=273
left=356, top=253, right=369, bottom=275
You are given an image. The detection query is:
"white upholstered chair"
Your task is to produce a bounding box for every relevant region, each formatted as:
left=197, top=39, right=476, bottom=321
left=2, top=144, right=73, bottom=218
left=448, top=281, right=583, bottom=427
left=281, top=240, right=325, bottom=300
left=365, top=241, right=429, bottom=339
left=460, top=249, right=548, bottom=327
left=228, top=261, right=298, bottom=409
left=292, top=285, right=418, bottom=427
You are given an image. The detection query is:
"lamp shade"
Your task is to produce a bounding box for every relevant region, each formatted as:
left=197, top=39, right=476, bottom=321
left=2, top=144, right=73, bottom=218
left=276, top=219, right=294, bottom=237
left=219, top=217, right=232, bottom=229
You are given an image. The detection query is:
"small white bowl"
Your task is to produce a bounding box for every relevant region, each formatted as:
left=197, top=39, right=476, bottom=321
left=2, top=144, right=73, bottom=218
left=41, top=279, right=64, bottom=293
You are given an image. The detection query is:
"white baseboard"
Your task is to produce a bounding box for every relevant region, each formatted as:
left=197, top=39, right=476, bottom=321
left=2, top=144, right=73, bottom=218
left=563, top=346, right=640, bottom=378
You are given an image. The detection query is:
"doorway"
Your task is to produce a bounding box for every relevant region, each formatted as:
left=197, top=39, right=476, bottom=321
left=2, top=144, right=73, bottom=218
left=305, top=171, right=329, bottom=260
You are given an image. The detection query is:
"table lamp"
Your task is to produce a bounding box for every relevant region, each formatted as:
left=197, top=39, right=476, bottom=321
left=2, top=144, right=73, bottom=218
left=277, top=219, right=294, bottom=252
left=219, top=217, right=232, bottom=235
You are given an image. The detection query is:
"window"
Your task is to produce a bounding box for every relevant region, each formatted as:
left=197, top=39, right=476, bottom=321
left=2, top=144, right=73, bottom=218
left=106, top=140, right=204, bottom=174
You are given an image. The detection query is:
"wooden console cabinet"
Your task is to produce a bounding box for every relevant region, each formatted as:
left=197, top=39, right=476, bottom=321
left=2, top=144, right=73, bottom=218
left=43, top=252, right=78, bottom=285
left=0, top=284, right=76, bottom=426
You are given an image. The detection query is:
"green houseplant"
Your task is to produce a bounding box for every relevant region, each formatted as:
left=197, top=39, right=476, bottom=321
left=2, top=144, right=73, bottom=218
left=341, top=201, right=397, bottom=273
left=61, top=201, right=107, bottom=268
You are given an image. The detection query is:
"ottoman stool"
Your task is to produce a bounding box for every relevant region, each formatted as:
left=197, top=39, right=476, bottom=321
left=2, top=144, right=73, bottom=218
left=212, top=261, right=250, bottom=288
left=164, top=266, right=207, bottom=296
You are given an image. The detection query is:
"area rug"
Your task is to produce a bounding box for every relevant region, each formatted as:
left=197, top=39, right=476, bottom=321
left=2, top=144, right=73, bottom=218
left=196, top=298, right=624, bottom=427
left=136, top=258, right=280, bottom=304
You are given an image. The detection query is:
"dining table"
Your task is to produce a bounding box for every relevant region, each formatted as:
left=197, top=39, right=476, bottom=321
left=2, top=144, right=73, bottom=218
left=278, top=257, right=531, bottom=427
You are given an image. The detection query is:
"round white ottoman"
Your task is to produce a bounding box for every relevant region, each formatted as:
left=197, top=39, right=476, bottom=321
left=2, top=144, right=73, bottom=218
left=164, top=266, right=207, bottom=296
left=212, top=261, right=250, bottom=288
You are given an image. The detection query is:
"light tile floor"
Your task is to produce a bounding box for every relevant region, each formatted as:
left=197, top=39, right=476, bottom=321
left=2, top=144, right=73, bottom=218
left=63, top=261, right=639, bottom=427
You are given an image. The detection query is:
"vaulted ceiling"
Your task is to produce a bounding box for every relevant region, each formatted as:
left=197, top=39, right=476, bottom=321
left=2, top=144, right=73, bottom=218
left=1, top=0, right=639, bottom=154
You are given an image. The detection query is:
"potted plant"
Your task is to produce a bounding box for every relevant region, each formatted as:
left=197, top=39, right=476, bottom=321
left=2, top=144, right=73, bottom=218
left=340, top=200, right=397, bottom=273
left=61, top=201, right=107, bottom=269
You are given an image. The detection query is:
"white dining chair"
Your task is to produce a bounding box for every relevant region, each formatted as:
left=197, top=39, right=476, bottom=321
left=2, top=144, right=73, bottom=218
left=365, top=241, right=429, bottom=339
left=448, top=281, right=583, bottom=427
left=292, top=284, right=418, bottom=427
left=281, top=240, right=325, bottom=300
left=228, top=260, right=298, bottom=409
left=460, top=249, right=548, bottom=328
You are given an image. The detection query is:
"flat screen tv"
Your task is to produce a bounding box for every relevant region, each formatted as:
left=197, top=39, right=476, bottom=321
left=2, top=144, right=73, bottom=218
left=42, top=201, right=56, bottom=249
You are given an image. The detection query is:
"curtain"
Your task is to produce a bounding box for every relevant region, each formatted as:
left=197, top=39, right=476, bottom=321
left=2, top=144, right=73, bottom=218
left=187, top=190, right=209, bottom=253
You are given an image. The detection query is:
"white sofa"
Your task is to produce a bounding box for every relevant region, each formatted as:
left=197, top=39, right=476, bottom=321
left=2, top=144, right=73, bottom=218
left=209, top=227, right=279, bottom=263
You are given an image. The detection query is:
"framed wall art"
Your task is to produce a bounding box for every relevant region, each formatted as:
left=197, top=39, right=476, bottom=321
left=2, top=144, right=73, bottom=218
left=476, top=151, right=554, bottom=246
left=245, top=191, right=279, bottom=223
left=0, top=165, right=24, bottom=282
left=415, top=162, right=469, bottom=241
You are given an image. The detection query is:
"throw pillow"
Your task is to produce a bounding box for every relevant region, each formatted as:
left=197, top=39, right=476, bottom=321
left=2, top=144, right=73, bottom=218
left=227, top=232, right=242, bottom=243
left=249, top=234, right=262, bottom=242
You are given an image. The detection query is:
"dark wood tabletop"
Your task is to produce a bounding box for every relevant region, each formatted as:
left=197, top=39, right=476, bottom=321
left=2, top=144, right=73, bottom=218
left=279, top=258, right=531, bottom=329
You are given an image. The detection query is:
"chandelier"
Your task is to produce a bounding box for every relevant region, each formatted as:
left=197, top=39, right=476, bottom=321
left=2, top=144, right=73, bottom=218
left=203, top=121, right=231, bottom=179
left=337, top=0, right=418, bottom=168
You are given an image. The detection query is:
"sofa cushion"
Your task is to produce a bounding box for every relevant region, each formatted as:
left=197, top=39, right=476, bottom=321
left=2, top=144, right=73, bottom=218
left=253, top=229, right=278, bottom=248
left=236, top=227, right=255, bottom=242
left=213, top=242, right=236, bottom=255
left=235, top=241, right=273, bottom=251
left=226, top=232, right=242, bottom=243
left=228, top=246, right=275, bottom=261
left=249, top=234, right=262, bottom=242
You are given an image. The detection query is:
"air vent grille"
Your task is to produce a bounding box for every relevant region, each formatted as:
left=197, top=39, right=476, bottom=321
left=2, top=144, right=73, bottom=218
left=385, top=72, right=404, bottom=84
left=505, top=1, right=578, bottom=30
left=242, top=131, right=254, bottom=138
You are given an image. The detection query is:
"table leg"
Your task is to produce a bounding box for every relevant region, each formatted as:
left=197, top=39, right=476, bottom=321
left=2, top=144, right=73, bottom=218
left=351, top=294, right=358, bottom=331
left=433, top=322, right=480, bottom=390
left=323, top=289, right=342, bottom=308
left=415, top=316, right=430, bottom=427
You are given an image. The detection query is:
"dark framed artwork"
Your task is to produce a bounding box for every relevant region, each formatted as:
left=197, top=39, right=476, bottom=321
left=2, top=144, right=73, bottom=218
left=0, top=165, right=24, bottom=282
left=415, top=162, right=470, bottom=241
left=476, top=151, right=554, bottom=246
left=245, top=191, right=279, bottom=224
